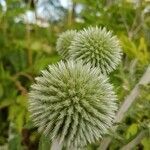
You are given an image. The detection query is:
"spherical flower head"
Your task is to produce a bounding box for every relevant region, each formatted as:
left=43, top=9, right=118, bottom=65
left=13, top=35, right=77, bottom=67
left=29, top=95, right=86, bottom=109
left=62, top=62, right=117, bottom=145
left=56, top=30, right=77, bottom=59
left=28, top=61, right=117, bottom=149
left=69, top=26, right=122, bottom=74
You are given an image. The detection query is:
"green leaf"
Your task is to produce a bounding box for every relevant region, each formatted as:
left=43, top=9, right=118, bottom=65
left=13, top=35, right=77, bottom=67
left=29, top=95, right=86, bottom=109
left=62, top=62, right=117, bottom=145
left=0, top=99, right=14, bottom=109
left=0, top=84, right=3, bottom=98
left=120, top=35, right=137, bottom=58
left=15, top=109, right=25, bottom=132
left=38, top=134, right=51, bottom=150
left=16, top=95, right=27, bottom=108
left=8, top=134, right=22, bottom=150
left=141, top=137, right=150, bottom=150
left=126, top=123, right=138, bottom=139
left=137, top=37, right=149, bottom=64
left=8, top=103, right=26, bottom=132
left=8, top=122, right=22, bottom=150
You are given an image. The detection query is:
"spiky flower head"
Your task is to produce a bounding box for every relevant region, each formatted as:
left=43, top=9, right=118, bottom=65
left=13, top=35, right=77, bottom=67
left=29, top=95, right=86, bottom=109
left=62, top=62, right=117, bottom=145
left=56, top=30, right=77, bottom=59
left=28, top=61, right=117, bottom=149
left=69, top=26, right=122, bottom=74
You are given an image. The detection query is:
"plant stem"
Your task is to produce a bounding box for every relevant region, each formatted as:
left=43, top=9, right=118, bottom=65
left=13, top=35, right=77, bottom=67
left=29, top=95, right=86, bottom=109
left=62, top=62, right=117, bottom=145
left=98, top=65, right=150, bottom=150
left=51, top=139, right=62, bottom=150
left=26, top=0, right=32, bottom=66
left=67, top=0, right=76, bottom=27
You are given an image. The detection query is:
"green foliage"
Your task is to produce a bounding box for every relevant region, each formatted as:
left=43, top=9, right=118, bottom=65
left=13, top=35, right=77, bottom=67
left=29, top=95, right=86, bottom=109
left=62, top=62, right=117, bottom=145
left=120, top=35, right=150, bottom=64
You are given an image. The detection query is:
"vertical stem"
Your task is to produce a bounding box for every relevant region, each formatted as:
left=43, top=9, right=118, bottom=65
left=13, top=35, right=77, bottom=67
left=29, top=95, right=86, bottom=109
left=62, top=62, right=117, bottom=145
left=67, top=0, right=76, bottom=27
left=51, top=139, right=62, bottom=150
left=26, top=24, right=32, bottom=66
left=26, top=0, right=32, bottom=66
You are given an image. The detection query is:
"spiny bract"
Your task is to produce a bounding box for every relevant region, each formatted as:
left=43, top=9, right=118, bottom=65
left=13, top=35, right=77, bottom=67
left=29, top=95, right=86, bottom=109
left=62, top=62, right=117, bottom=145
left=56, top=30, right=77, bottom=59
left=28, top=61, right=117, bottom=149
left=69, top=26, right=122, bottom=74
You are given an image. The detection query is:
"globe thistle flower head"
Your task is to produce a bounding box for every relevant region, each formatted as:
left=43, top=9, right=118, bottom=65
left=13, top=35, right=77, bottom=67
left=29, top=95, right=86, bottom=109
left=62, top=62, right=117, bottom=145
left=28, top=61, right=117, bottom=149
left=69, top=26, right=122, bottom=74
left=56, top=30, right=77, bottom=59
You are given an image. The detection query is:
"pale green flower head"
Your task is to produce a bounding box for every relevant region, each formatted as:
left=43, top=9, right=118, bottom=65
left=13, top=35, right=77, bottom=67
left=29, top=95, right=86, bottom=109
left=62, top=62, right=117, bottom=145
left=56, top=30, right=77, bottom=59
left=28, top=60, right=117, bottom=149
left=69, top=26, right=122, bottom=74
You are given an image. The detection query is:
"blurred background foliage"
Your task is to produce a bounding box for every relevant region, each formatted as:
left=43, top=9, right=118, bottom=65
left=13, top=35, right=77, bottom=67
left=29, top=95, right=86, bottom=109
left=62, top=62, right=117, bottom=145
left=0, top=0, right=150, bottom=149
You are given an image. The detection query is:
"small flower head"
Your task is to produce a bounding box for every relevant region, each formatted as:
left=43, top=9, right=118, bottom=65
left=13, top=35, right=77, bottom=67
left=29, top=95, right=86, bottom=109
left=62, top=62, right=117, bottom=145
left=69, top=26, right=122, bottom=74
left=56, top=30, right=77, bottom=59
left=28, top=61, right=117, bottom=149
